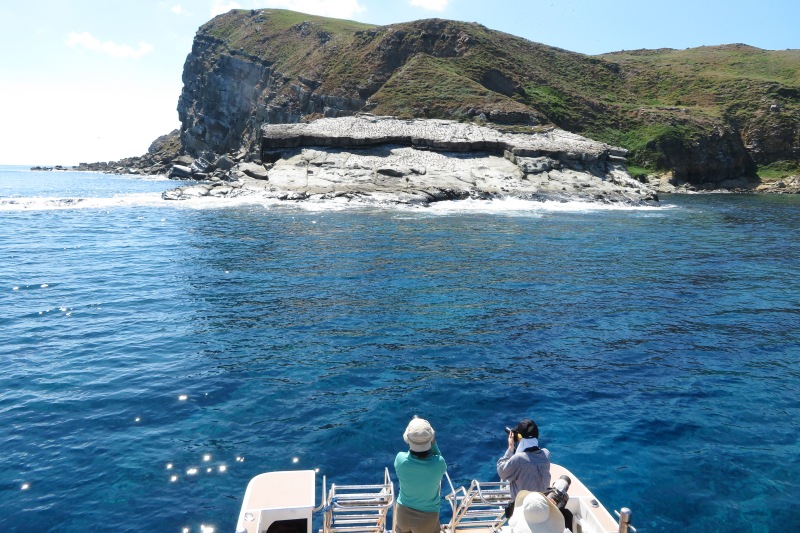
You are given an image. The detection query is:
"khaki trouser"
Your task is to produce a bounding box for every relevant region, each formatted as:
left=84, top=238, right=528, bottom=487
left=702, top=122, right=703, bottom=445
left=393, top=503, right=440, bottom=533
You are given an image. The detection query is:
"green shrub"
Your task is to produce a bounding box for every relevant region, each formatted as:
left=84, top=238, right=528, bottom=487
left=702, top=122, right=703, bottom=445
left=758, top=160, right=800, bottom=180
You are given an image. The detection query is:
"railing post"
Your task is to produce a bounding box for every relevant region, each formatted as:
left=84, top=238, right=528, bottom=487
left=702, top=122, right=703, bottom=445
left=617, top=507, right=633, bottom=533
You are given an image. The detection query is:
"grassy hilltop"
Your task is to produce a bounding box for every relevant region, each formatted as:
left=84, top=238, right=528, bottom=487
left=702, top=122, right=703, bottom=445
left=186, top=9, right=800, bottom=187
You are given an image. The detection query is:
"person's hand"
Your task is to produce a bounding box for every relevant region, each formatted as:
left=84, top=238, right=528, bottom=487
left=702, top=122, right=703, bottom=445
left=507, top=430, right=516, bottom=451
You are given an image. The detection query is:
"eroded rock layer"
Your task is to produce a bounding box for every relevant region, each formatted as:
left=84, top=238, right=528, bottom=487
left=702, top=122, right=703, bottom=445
left=163, top=115, right=657, bottom=205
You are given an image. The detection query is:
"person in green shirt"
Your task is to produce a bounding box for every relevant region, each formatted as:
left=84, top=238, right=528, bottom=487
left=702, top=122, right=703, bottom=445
left=394, top=417, right=447, bottom=533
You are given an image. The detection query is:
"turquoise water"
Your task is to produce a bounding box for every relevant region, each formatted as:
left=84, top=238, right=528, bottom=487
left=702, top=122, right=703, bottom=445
left=1, top=166, right=799, bottom=532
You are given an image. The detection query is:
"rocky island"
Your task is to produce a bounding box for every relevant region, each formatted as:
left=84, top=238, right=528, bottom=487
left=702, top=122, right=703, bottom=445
left=72, top=9, right=799, bottom=198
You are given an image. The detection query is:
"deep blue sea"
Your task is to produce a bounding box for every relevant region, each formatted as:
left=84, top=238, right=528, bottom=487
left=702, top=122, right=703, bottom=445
left=1, top=165, right=798, bottom=533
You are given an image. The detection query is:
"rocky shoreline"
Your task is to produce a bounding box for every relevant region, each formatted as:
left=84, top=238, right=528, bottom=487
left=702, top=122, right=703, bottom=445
left=51, top=116, right=799, bottom=203
left=165, top=115, right=658, bottom=205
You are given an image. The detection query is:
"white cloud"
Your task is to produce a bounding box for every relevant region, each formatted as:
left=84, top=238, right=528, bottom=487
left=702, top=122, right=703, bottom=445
left=170, top=4, right=184, bottom=15
left=409, top=0, right=448, bottom=11
left=211, top=0, right=242, bottom=17
left=66, top=32, right=154, bottom=59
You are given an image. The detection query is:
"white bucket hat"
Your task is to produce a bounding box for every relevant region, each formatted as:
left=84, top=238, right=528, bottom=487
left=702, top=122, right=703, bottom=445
left=403, top=417, right=435, bottom=452
left=508, top=491, right=565, bottom=533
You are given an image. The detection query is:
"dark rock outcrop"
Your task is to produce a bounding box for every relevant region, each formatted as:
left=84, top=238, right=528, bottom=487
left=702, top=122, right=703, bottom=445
left=178, top=37, right=278, bottom=156
left=74, top=129, right=182, bottom=175
left=643, top=123, right=758, bottom=189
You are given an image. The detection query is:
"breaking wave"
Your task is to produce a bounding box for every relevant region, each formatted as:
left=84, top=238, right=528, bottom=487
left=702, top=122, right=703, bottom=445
left=0, top=190, right=673, bottom=214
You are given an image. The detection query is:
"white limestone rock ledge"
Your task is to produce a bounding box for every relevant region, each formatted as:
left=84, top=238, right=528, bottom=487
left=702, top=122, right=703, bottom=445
left=164, top=115, right=658, bottom=205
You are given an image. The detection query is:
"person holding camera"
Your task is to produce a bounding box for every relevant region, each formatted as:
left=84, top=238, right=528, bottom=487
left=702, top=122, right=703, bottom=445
left=393, top=417, right=448, bottom=533
left=498, top=418, right=551, bottom=517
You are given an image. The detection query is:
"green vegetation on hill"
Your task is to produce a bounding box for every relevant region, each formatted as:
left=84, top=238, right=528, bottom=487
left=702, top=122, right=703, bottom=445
left=597, top=45, right=800, bottom=169
left=195, top=9, right=800, bottom=184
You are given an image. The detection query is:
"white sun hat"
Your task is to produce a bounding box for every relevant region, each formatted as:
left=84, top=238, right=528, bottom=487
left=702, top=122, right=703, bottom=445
left=403, top=417, right=435, bottom=452
left=508, top=490, right=565, bottom=533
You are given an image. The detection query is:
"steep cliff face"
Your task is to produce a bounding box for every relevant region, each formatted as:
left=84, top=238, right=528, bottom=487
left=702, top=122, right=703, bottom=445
left=626, top=116, right=758, bottom=188
left=175, top=10, right=547, bottom=158
left=742, top=108, right=800, bottom=165
left=667, top=128, right=757, bottom=188
left=178, top=36, right=269, bottom=155
left=175, top=9, right=800, bottom=188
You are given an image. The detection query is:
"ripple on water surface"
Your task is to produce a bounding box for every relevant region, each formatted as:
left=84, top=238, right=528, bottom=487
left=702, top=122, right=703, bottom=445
left=1, top=177, right=799, bottom=532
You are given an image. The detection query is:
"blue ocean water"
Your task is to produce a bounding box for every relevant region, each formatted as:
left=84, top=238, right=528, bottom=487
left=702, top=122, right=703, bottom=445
left=1, top=165, right=798, bottom=533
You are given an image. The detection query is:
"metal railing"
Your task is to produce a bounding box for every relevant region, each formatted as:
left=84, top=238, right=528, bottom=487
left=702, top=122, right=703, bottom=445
left=615, top=508, right=636, bottom=533
left=323, top=468, right=395, bottom=533
left=444, top=473, right=511, bottom=533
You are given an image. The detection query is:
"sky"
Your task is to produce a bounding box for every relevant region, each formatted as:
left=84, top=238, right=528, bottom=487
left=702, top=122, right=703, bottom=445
left=1, top=0, right=798, bottom=166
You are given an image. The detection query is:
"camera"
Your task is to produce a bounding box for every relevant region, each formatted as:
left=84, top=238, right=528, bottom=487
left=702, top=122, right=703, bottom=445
left=547, top=475, right=571, bottom=509
left=504, top=427, right=519, bottom=441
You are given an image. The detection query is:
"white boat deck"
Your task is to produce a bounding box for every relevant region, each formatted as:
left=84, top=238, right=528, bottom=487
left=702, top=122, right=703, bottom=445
left=237, top=470, right=316, bottom=533
left=235, top=464, right=630, bottom=533
left=549, top=464, right=620, bottom=533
